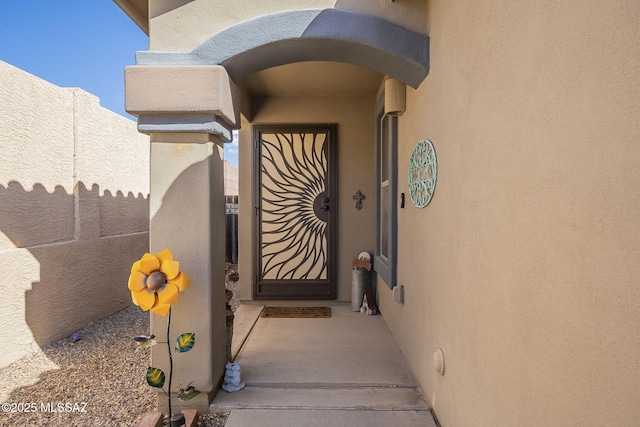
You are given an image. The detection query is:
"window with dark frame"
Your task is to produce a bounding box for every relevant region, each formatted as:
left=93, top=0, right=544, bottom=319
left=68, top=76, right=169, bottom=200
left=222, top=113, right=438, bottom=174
left=374, top=95, right=397, bottom=289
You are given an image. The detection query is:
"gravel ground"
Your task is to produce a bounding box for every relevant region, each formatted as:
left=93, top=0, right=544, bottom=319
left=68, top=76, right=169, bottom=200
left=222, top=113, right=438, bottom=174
left=0, top=299, right=235, bottom=427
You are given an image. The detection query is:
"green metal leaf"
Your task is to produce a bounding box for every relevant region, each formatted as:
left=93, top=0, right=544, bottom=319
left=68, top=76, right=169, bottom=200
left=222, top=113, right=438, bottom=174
left=175, top=332, right=195, bottom=353
left=146, top=367, right=165, bottom=388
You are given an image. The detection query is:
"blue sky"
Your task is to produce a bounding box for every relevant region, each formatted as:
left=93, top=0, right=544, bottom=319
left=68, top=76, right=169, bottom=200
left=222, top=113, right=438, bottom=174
left=0, top=1, right=238, bottom=165
left=0, top=1, right=146, bottom=118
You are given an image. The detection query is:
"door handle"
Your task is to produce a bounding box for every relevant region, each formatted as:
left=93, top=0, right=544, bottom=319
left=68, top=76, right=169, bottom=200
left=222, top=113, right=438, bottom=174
left=320, top=197, right=330, bottom=211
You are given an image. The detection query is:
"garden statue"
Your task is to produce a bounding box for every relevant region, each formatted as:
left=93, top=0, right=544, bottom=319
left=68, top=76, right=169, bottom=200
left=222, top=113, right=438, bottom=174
left=128, top=249, right=200, bottom=427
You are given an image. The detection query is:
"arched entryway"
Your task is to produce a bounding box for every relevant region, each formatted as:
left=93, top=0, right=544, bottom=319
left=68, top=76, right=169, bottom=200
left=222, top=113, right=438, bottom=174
left=124, top=6, right=429, bottom=411
left=136, top=8, right=429, bottom=88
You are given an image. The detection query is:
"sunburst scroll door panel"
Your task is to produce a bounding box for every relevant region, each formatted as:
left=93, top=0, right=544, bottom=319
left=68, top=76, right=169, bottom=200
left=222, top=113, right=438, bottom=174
left=254, top=125, right=337, bottom=299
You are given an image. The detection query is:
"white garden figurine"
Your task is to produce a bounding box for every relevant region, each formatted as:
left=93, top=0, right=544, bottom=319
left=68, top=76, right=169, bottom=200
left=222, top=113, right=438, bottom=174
left=222, top=361, right=245, bottom=392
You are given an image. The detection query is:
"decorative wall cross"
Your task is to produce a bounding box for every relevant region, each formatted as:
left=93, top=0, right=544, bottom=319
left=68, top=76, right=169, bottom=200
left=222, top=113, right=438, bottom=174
left=352, top=190, right=366, bottom=210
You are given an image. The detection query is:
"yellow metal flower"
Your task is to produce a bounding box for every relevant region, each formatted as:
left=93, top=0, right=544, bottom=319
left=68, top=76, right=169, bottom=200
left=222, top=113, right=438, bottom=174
left=128, top=249, right=191, bottom=316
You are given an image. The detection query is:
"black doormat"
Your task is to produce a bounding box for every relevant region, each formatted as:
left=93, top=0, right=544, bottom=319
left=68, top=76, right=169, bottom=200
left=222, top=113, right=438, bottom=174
left=261, top=306, right=332, bottom=318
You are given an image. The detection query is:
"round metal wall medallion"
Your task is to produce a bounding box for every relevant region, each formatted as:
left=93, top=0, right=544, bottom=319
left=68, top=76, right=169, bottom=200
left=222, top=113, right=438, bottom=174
left=408, top=139, right=437, bottom=208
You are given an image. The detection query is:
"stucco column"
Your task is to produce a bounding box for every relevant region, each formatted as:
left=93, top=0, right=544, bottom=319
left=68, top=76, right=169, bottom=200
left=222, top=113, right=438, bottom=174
left=125, top=65, right=240, bottom=412
left=149, top=134, right=226, bottom=413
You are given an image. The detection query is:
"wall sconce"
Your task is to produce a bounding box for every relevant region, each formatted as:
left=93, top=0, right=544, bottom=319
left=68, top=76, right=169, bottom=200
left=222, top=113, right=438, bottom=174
left=384, top=78, right=406, bottom=116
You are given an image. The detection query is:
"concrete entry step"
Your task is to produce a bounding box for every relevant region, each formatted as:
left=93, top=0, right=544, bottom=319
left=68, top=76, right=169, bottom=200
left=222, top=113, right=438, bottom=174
left=219, top=304, right=435, bottom=426
left=224, top=409, right=437, bottom=427
left=210, top=385, right=431, bottom=412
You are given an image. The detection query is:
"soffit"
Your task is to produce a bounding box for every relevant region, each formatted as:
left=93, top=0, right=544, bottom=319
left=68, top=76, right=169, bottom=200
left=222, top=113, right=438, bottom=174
left=112, top=0, right=149, bottom=34
left=241, top=62, right=384, bottom=97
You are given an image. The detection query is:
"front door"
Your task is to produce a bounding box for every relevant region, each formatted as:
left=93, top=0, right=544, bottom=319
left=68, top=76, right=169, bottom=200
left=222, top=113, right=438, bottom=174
left=254, top=125, right=337, bottom=299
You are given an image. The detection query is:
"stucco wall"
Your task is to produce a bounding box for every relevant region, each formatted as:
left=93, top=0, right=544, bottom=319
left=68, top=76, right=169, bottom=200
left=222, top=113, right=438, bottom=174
left=147, top=0, right=427, bottom=52
left=238, top=96, right=376, bottom=301
left=148, top=0, right=333, bottom=52
left=135, top=0, right=640, bottom=423
left=148, top=139, right=227, bottom=411
left=224, top=160, right=239, bottom=196
left=378, top=1, right=640, bottom=426
left=0, top=61, right=150, bottom=368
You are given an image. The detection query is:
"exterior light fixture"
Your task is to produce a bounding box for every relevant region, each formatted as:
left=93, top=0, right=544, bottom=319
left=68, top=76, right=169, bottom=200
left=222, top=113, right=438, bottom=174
left=384, top=78, right=406, bottom=116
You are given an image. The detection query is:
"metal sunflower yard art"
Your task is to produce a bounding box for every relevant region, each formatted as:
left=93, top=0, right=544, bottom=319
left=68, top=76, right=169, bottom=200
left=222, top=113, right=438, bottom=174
left=128, top=249, right=200, bottom=426
left=128, top=248, right=191, bottom=316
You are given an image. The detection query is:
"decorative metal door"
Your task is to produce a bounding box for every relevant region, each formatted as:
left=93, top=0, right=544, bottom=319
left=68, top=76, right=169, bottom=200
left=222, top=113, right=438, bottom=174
left=254, top=125, right=337, bottom=299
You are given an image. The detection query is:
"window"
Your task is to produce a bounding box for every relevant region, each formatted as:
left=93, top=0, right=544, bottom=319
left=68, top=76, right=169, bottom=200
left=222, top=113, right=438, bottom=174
left=375, top=95, right=397, bottom=289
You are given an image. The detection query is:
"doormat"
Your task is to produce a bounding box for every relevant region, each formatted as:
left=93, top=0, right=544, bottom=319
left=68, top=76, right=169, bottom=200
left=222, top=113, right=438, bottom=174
left=261, top=306, right=331, bottom=318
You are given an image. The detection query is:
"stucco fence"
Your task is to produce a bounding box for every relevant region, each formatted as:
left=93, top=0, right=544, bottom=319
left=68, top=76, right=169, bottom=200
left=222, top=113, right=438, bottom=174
left=0, top=61, right=150, bottom=369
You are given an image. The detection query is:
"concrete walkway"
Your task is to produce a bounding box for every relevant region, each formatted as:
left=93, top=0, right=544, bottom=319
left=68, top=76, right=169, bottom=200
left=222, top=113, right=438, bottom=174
left=210, top=303, right=436, bottom=427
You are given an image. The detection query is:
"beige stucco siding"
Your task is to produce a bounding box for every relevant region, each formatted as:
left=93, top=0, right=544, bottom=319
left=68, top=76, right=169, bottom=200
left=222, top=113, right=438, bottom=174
left=238, top=96, right=376, bottom=301
left=148, top=0, right=428, bottom=52
left=379, top=1, right=640, bottom=426
left=0, top=61, right=149, bottom=368
left=123, top=0, right=640, bottom=422
left=149, top=0, right=335, bottom=52
left=147, top=138, right=227, bottom=412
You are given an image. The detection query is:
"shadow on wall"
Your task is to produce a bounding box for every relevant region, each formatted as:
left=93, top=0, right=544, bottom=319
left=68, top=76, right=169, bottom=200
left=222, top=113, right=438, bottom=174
left=0, top=181, right=149, bottom=351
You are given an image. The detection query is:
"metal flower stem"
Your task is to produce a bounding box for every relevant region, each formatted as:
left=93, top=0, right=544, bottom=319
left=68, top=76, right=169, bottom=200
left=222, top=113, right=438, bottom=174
left=167, top=307, right=173, bottom=420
